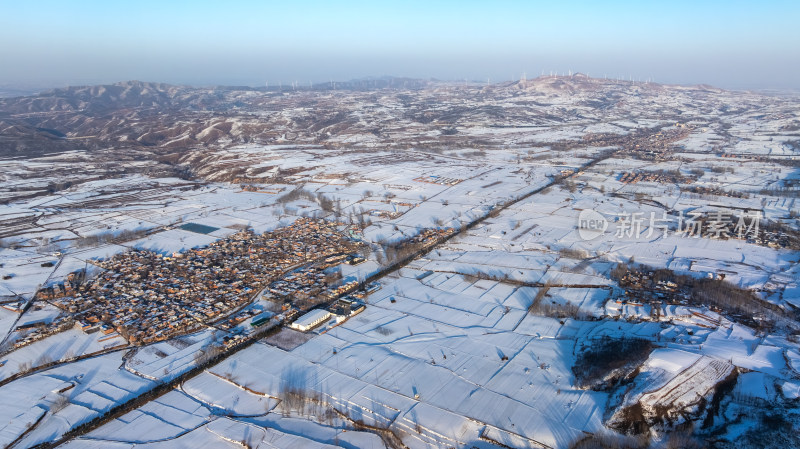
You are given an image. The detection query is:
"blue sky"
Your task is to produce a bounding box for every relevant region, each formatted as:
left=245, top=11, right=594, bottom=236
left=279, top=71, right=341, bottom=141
left=1, top=0, right=798, bottom=89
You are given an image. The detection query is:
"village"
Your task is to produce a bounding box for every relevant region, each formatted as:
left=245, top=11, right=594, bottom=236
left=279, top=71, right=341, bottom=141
left=618, top=170, right=694, bottom=184
left=36, top=218, right=368, bottom=344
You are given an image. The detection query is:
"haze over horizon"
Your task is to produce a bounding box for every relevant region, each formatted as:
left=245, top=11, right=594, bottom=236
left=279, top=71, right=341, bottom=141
left=1, top=0, right=799, bottom=91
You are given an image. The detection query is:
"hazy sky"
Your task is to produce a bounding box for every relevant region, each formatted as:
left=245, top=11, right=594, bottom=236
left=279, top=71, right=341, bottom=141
left=1, top=0, right=799, bottom=90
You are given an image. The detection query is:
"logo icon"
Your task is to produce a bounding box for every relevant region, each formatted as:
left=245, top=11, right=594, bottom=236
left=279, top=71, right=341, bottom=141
left=578, top=209, right=608, bottom=240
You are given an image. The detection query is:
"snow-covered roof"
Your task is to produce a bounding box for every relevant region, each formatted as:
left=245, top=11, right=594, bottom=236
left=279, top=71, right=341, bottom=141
left=292, top=309, right=331, bottom=328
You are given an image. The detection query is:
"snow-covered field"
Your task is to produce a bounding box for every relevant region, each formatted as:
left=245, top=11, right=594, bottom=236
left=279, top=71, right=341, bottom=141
left=2, top=78, right=800, bottom=448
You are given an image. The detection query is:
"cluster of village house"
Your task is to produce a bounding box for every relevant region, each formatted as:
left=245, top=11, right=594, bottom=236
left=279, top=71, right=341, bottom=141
left=0, top=304, right=76, bottom=354
left=37, top=218, right=364, bottom=344
left=616, top=269, right=689, bottom=308
left=618, top=171, right=693, bottom=184
left=266, top=252, right=365, bottom=310
left=608, top=269, right=729, bottom=327
left=615, top=126, right=692, bottom=161
left=289, top=297, right=367, bottom=332
left=271, top=279, right=380, bottom=333
left=394, top=227, right=455, bottom=251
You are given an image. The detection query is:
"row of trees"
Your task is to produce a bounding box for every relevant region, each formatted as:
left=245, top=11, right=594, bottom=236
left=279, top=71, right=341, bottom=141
left=74, top=228, right=153, bottom=248
left=528, top=280, right=590, bottom=319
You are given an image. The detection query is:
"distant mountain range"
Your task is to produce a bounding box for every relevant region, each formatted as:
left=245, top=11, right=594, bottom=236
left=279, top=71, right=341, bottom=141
left=0, top=75, right=785, bottom=181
